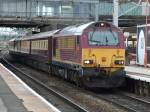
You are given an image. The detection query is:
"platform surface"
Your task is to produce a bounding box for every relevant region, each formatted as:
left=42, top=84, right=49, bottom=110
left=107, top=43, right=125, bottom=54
left=125, top=65, right=150, bottom=82
left=0, top=63, right=60, bottom=112
left=0, top=68, right=28, bottom=112
left=125, top=66, right=150, bottom=75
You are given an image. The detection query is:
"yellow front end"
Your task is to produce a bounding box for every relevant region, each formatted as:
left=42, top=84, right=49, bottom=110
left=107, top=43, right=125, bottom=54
left=82, top=48, right=125, bottom=74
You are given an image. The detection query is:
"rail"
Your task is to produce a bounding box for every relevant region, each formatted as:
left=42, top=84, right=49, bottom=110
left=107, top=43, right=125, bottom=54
left=94, top=91, right=150, bottom=112
left=1, top=58, right=88, bottom=112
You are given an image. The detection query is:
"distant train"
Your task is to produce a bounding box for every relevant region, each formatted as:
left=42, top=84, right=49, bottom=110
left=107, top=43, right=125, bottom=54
left=9, top=21, right=125, bottom=88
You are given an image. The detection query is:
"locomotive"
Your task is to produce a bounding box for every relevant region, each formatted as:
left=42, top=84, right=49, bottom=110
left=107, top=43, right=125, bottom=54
left=9, top=21, right=125, bottom=88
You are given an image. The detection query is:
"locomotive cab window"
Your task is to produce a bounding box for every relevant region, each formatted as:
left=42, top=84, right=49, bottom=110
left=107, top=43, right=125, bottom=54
left=88, top=31, right=119, bottom=46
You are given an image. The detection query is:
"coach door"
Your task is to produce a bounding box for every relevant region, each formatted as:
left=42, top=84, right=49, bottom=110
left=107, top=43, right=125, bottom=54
left=48, top=37, right=53, bottom=61
left=53, top=38, right=56, bottom=58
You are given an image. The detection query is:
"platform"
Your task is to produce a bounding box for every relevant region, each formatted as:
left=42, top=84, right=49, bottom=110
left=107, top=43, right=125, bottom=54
left=0, top=71, right=27, bottom=112
left=125, top=65, right=150, bottom=82
left=0, top=63, right=60, bottom=112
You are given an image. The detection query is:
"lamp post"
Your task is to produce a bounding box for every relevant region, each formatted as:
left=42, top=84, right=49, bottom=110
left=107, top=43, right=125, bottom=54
left=144, top=0, right=149, bottom=67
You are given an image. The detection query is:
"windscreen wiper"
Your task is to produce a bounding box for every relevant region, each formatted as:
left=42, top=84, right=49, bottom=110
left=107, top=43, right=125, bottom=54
left=90, top=27, right=96, bottom=41
left=109, top=27, right=117, bottom=41
left=89, top=39, right=102, bottom=45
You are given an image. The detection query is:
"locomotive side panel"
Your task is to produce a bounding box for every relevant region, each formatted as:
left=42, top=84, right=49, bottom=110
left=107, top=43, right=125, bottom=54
left=53, top=36, right=81, bottom=65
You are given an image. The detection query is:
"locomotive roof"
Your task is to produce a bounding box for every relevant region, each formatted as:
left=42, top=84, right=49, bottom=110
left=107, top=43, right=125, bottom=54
left=10, top=21, right=118, bottom=42
left=54, top=21, right=115, bottom=37
left=54, top=22, right=95, bottom=37
left=9, top=38, right=17, bottom=42
left=14, top=30, right=59, bottom=41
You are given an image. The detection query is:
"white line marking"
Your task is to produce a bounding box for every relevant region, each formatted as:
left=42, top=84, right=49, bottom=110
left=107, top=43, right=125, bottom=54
left=0, top=98, right=7, bottom=112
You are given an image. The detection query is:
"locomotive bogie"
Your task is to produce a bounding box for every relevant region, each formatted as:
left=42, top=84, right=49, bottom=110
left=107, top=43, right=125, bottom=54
left=82, top=67, right=125, bottom=88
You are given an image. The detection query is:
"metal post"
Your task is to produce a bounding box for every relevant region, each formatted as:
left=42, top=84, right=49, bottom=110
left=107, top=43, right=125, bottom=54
left=113, top=0, right=119, bottom=27
left=95, top=3, right=99, bottom=22
left=26, top=0, right=27, bottom=17
left=144, top=0, right=149, bottom=67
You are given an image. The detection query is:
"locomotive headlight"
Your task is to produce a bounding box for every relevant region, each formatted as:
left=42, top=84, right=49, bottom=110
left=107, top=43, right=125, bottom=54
left=120, top=60, right=124, bottom=64
left=84, top=60, right=93, bottom=64
left=84, top=60, right=90, bottom=64
left=114, top=60, right=124, bottom=65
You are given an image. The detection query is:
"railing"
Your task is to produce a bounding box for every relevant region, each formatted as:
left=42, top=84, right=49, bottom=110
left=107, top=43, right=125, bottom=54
left=0, top=1, right=149, bottom=21
left=98, top=2, right=150, bottom=16
left=0, top=11, right=94, bottom=20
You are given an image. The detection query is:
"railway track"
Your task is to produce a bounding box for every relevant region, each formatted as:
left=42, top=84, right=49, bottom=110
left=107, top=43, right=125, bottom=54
left=94, top=91, right=150, bottom=112
left=119, top=92, right=150, bottom=111
left=1, top=58, right=88, bottom=112
left=2, top=57, right=150, bottom=112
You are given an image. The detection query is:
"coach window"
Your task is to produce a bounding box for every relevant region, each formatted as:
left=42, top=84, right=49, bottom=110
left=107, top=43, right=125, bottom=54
left=42, top=41, right=44, bottom=48
left=36, top=42, right=37, bottom=48
left=40, top=41, right=42, bottom=49
left=40, top=41, right=42, bottom=48
left=39, top=41, right=40, bottom=48
left=43, top=41, right=45, bottom=49
left=45, top=42, right=47, bottom=49
left=36, top=41, right=37, bottom=48
left=42, top=41, right=44, bottom=49
left=44, top=41, right=45, bottom=49
left=36, top=41, right=39, bottom=48
left=44, top=41, right=46, bottom=49
left=43, top=40, right=45, bottom=49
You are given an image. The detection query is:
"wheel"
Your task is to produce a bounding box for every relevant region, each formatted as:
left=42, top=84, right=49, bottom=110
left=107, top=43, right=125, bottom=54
left=75, top=72, right=83, bottom=87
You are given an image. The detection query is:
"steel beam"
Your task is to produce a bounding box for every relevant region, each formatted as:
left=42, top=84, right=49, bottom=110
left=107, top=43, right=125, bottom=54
left=113, top=0, right=118, bottom=27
